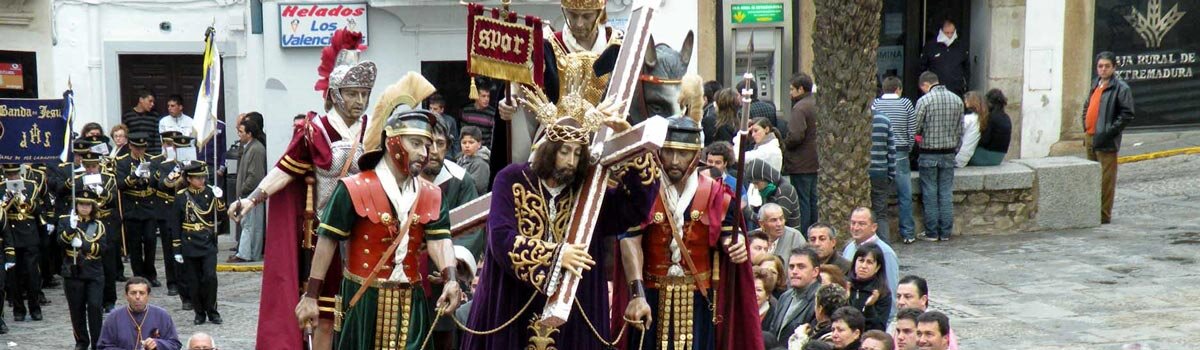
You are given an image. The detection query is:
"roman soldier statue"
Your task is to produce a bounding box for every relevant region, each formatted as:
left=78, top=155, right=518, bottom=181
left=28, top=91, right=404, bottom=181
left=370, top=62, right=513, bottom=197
left=295, top=101, right=458, bottom=350
left=616, top=114, right=765, bottom=350
left=235, top=28, right=384, bottom=350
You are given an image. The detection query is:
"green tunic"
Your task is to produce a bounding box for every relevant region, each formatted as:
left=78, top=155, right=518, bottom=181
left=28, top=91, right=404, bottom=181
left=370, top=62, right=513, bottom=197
left=317, top=182, right=451, bottom=350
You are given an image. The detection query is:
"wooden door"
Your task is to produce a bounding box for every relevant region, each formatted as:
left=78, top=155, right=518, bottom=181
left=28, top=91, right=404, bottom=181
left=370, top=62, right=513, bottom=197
left=117, top=54, right=225, bottom=123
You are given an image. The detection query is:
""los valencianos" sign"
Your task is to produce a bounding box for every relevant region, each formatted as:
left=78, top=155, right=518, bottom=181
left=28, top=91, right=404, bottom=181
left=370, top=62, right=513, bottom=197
left=279, top=3, right=368, bottom=48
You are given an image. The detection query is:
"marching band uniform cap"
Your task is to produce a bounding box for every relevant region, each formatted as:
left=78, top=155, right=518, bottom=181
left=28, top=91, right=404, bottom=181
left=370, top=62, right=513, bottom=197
left=183, top=161, right=208, bottom=177
left=1, top=164, right=21, bottom=174
left=127, top=133, right=151, bottom=148
left=76, top=186, right=101, bottom=204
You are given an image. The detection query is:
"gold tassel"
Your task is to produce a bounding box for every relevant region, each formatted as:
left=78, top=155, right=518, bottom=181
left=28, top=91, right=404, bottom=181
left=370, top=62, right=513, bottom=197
left=468, top=77, right=479, bottom=101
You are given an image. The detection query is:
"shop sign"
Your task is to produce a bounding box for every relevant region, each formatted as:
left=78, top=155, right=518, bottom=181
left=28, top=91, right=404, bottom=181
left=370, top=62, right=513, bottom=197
left=731, top=3, right=784, bottom=24
left=0, top=63, right=23, bottom=90
left=279, top=3, right=368, bottom=48
left=1095, top=0, right=1199, bottom=127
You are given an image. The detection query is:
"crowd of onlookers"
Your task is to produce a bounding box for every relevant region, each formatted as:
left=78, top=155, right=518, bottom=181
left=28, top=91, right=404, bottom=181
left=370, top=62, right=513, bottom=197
left=748, top=207, right=959, bottom=350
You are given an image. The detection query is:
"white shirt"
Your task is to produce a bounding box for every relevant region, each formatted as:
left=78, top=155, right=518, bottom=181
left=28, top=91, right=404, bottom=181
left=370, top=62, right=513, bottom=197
left=159, top=114, right=195, bottom=136
left=734, top=134, right=784, bottom=172
left=955, top=113, right=981, bottom=168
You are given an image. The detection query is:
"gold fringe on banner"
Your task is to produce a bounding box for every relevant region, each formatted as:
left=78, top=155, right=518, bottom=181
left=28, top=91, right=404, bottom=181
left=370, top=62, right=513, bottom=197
left=469, top=56, right=535, bottom=86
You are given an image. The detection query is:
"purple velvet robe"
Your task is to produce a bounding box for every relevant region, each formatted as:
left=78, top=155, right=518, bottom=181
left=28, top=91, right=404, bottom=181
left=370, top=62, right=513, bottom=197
left=462, top=161, right=657, bottom=350
left=96, top=305, right=181, bottom=350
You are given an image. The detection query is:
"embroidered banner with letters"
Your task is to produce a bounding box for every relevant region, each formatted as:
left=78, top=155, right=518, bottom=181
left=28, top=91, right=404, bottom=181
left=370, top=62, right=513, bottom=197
left=466, top=3, right=545, bottom=87
left=0, top=97, right=69, bottom=163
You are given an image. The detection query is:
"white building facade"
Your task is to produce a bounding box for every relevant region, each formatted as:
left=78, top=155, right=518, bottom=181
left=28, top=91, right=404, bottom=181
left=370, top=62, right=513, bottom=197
left=14, top=0, right=696, bottom=164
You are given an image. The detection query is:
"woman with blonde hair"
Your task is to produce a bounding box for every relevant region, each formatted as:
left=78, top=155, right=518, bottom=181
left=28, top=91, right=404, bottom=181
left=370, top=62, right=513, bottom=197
left=109, top=124, right=129, bottom=158
left=954, top=91, right=987, bottom=167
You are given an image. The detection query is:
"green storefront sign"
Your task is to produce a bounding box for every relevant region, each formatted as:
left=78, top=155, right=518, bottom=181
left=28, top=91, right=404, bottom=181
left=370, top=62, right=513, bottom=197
left=731, top=3, right=784, bottom=24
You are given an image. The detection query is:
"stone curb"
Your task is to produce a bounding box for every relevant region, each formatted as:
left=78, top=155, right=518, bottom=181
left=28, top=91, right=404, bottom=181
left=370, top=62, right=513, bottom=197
left=217, top=263, right=264, bottom=272
left=1118, top=146, right=1200, bottom=164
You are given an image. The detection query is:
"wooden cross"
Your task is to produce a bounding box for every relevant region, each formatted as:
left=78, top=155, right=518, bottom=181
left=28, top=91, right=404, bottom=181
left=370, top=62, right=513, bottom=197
left=448, top=1, right=662, bottom=328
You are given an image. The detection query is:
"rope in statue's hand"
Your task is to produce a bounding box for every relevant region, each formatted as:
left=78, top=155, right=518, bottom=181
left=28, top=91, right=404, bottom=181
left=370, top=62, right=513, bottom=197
left=418, top=292, right=539, bottom=350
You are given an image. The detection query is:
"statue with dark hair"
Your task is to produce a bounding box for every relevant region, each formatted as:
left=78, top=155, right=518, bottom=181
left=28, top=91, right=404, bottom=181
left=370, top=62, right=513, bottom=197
left=462, top=50, right=658, bottom=350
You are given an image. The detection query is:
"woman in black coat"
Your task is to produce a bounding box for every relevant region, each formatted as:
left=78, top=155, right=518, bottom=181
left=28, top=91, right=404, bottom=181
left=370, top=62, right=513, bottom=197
left=846, top=243, right=893, bottom=332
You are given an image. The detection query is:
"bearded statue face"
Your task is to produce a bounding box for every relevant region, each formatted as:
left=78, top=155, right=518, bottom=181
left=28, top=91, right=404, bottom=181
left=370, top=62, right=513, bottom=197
left=661, top=148, right=698, bottom=184
left=421, top=132, right=448, bottom=178
left=533, top=140, right=589, bottom=187
left=332, top=87, right=371, bottom=118
left=386, top=134, right=431, bottom=177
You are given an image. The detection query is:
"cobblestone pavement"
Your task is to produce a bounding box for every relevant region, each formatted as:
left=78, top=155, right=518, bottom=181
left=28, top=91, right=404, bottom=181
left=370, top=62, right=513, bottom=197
left=4, top=154, right=1199, bottom=349
left=894, top=153, right=1200, bottom=350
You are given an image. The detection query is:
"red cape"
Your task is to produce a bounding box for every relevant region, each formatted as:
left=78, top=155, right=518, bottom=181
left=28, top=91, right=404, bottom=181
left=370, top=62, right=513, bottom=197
left=254, top=180, right=307, bottom=350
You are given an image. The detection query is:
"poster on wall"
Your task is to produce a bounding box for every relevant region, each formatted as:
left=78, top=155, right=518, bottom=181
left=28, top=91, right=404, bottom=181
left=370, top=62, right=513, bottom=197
left=279, top=3, right=368, bottom=48
left=1094, top=0, right=1199, bottom=127
left=0, top=63, right=23, bottom=90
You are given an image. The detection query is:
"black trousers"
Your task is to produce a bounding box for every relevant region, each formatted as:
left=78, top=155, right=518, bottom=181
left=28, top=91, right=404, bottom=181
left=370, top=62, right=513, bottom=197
left=102, top=219, right=121, bottom=306
left=158, top=219, right=186, bottom=302
left=0, top=257, right=6, bottom=319
left=11, top=246, right=42, bottom=314
left=64, top=278, right=103, bottom=348
left=125, top=218, right=158, bottom=281
left=39, top=224, right=62, bottom=286
left=183, top=253, right=217, bottom=315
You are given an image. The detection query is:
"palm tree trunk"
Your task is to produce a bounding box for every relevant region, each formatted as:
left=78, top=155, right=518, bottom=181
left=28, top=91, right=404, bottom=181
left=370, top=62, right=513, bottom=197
left=813, top=0, right=882, bottom=243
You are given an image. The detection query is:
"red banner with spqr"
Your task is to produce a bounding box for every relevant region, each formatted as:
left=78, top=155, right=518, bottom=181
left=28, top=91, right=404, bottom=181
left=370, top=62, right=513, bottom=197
left=466, top=3, right=544, bottom=87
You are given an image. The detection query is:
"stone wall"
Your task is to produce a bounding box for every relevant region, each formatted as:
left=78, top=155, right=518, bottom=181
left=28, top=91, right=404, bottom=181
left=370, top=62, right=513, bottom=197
left=903, top=188, right=1038, bottom=238
left=879, top=157, right=1100, bottom=239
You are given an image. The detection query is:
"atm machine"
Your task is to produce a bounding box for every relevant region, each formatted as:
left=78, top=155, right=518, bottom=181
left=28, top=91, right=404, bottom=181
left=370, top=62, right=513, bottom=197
left=721, top=0, right=796, bottom=121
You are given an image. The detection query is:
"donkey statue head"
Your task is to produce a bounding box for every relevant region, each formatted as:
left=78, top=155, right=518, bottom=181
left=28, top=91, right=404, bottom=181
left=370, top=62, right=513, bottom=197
left=627, top=31, right=694, bottom=126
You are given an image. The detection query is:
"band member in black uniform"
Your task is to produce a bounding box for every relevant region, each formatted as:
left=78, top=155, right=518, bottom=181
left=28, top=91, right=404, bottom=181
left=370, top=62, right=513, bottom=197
left=49, top=142, right=86, bottom=289
left=25, top=163, right=58, bottom=307
left=58, top=186, right=107, bottom=350
left=71, top=136, right=120, bottom=312
left=171, top=161, right=226, bottom=325
left=157, top=132, right=191, bottom=308
left=115, top=133, right=163, bottom=286
left=1, top=163, right=47, bottom=321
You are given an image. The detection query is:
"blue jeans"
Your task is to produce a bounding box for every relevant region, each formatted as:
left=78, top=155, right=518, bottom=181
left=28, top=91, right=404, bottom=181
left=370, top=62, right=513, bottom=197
left=789, top=173, right=819, bottom=236
left=918, top=153, right=955, bottom=239
left=869, top=173, right=893, bottom=241
left=895, top=150, right=915, bottom=239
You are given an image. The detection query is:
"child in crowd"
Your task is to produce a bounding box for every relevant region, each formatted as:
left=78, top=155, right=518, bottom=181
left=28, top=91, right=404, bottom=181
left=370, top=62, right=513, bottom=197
left=458, top=126, right=491, bottom=195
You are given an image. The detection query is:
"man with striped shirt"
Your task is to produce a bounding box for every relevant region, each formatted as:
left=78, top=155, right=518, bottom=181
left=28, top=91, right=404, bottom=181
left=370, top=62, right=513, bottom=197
left=871, top=76, right=917, bottom=243
left=913, top=72, right=964, bottom=242
left=869, top=109, right=897, bottom=240
left=122, top=91, right=163, bottom=155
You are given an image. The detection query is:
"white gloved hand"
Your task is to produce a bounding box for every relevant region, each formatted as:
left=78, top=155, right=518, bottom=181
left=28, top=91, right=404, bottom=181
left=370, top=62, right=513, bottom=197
left=46, top=224, right=55, bottom=233
left=72, top=237, right=83, bottom=248
left=210, top=185, right=223, bottom=198
left=70, top=214, right=79, bottom=229
left=3, top=263, right=14, bottom=271
left=174, top=254, right=184, bottom=264
left=90, top=185, right=104, bottom=196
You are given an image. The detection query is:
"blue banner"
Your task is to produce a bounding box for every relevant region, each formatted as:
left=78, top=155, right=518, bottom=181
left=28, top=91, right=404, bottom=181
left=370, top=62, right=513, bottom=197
left=0, top=98, right=69, bottom=163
